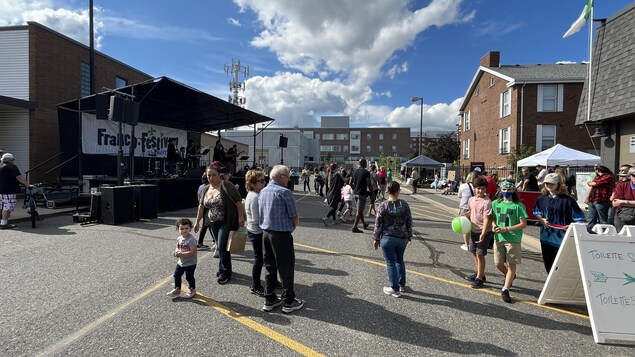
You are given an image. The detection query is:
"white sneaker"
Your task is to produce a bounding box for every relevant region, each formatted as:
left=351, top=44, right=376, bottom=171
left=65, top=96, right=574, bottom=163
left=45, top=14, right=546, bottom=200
left=166, top=288, right=181, bottom=297
left=460, top=244, right=468, bottom=251
left=383, top=286, right=401, bottom=298
left=183, top=289, right=196, bottom=299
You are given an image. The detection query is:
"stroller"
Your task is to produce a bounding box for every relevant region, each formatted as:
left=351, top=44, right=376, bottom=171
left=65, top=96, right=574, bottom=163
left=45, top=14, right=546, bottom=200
left=441, top=180, right=458, bottom=195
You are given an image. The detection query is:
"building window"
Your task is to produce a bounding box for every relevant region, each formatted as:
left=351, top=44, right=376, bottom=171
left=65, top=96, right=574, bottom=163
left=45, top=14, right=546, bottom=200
left=303, top=131, right=314, bottom=139
left=80, top=62, right=91, bottom=97
left=350, top=145, right=360, bottom=153
left=463, top=139, right=470, bottom=159
left=536, top=125, right=556, bottom=151
left=336, top=133, right=349, bottom=140
left=499, top=127, right=510, bottom=154
left=343, top=146, right=349, bottom=152
left=489, top=77, right=495, bottom=87
left=351, top=132, right=360, bottom=140
left=538, top=84, right=563, bottom=112
left=367, top=133, right=372, bottom=140
left=392, top=133, right=397, bottom=140
left=115, top=76, right=127, bottom=88
left=379, top=134, right=384, bottom=140
left=378, top=145, right=384, bottom=153
left=315, top=134, right=320, bottom=140
left=474, top=86, right=480, bottom=96
left=392, top=145, right=397, bottom=152
left=500, top=89, right=511, bottom=117
left=366, top=145, right=371, bottom=152
left=322, top=133, right=334, bottom=140
left=464, top=111, right=471, bottom=131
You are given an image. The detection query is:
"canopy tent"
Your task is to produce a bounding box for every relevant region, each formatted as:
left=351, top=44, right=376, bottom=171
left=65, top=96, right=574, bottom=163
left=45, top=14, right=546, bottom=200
left=401, top=155, right=444, bottom=168
left=516, top=144, right=600, bottom=167
left=57, top=76, right=274, bottom=132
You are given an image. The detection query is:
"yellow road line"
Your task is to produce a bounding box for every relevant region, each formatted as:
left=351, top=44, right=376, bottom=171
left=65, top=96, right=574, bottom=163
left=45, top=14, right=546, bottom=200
left=410, top=207, right=453, bottom=220
left=196, top=294, right=325, bottom=357
left=293, top=242, right=589, bottom=320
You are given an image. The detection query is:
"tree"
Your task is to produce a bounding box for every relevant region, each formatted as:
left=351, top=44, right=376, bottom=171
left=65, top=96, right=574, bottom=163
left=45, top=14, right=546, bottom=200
left=422, top=134, right=460, bottom=163
left=507, top=146, right=536, bottom=169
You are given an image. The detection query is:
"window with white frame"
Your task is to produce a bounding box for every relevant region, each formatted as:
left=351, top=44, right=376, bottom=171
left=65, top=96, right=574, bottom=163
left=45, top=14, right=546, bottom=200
left=378, top=145, right=383, bottom=153
left=392, top=133, right=397, bottom=140
left=463, top=139, right=470, bottom=159
left=367, top=133, right=372, bottom=140
left=536, top=125, right=556, bottom=151
left=489, top=77, right=496, bottom=87
left=537, top=84, right=563, bottom=112
left=366, top=145, right=371, bottom=152
left=499, top=127, right=510, bottom=154
left=336, top=133, right=349, bottom=140
left=351, top=132, right=360, bottom=140
left=322, top=133, right=334, bottom=140
left=464, top=111, right=471, bottom=131
left=392, top=145, right=397, bottom=152
left=500, top=89, right=511, bottom=117
left=379, top=134, right=384, bottom=140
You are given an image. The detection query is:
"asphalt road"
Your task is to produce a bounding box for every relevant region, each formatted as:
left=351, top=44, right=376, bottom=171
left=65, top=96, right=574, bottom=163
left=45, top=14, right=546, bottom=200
left=2, top=188, right=634, bottom=356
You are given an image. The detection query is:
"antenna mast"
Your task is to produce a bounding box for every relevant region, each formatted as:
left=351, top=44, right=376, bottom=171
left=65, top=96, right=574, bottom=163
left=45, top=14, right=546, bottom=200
left=224, top=59, right=249, bottom=107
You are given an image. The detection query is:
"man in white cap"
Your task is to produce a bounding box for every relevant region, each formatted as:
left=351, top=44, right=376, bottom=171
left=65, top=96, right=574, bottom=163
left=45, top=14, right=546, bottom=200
left=0, top=153, right=32, bottom=229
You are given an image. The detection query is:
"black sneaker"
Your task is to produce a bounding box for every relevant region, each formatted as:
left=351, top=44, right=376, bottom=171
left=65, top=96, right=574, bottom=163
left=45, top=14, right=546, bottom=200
left=363, top=223, right=370, bottom=230
left=352, top=227, right=363, bottom=233
left=262, top=298, right=283, bottom=312
left=471, top=278, right=484, bottom=289
left=465, top=274, right=486, bottom=282
left=275, top=281, right=283, bottom=289
left=216, top=271, right=222, bottom=277
left=197, top=244, right=210, bottom=250
left=281, top=299, right=305, bottom=314
left=250, top=286, right=265, bottom=297
left=217, top=275, right=231, bottom=285
left=322, top=217, right=329, bottom=227
left=501, top=289, right=512, bottom=303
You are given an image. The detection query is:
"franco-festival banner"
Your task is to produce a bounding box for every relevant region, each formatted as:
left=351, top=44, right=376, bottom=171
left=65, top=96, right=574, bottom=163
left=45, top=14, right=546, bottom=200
left=81, top=113, right=187, bottom=158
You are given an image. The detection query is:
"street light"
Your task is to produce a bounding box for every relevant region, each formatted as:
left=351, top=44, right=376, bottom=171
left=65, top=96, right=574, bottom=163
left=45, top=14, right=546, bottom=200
left=411, top=96, right=423, bottom=156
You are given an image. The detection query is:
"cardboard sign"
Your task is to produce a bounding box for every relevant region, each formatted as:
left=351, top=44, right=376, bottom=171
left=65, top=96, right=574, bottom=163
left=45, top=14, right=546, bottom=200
left=575, top=172, right=594, bottom=209
left=538, top=224, right=635, bottom=344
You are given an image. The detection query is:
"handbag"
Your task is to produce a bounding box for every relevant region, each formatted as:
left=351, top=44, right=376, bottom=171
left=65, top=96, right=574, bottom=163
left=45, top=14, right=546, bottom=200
left=618, top=207, right=635, bottom=224
left=227, top=227, right=247, bottom=254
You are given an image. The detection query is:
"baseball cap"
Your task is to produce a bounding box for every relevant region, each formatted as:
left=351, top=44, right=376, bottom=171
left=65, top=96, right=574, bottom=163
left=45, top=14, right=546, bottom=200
left=219, top=167, right=230, bottom=174
left=473, top=167, right=482, bottom=173
left=1, top=153, right=14, bottom=162
left=544, top=173, right=560, bottom=185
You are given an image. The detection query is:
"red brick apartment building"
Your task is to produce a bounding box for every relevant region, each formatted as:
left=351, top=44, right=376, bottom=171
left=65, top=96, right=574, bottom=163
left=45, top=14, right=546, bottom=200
left=0, top=22, right=151, bottom=182
left=459, top=51, right=598, bottom=168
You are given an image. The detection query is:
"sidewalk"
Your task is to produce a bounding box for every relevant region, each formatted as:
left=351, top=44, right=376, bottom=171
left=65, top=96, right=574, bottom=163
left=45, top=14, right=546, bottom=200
left=397, top=181, right=542, bottom=252
left=7, top=202, right=84, bottom=225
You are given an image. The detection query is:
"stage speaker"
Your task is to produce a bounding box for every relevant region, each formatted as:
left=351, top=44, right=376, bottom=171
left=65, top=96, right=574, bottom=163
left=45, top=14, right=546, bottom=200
left=133, top=185, right=158, bottom=220
left=186, top=169, right=204, bottom=179
left=100, top=186, right=134, bottom=225
left=108, top=97, right=139, bottom=125
left=279, top=136, right=288, bottom=148
left=95, top=94, right=110, bottom=120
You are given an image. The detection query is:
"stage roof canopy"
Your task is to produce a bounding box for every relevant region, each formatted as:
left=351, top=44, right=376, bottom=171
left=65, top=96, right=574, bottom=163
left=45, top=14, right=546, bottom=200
left=57, top=76, right=274, bottom=133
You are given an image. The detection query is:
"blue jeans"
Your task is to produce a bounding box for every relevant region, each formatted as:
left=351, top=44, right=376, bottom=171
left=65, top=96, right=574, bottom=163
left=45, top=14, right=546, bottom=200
left=210, top=220, right=232, bottom=277
left=380, top=235, right=408, bottom=290
left=174, top=264, right=196, bottom=289
left=587, top=201, right=610, bottom=232
left=248, top=231, right=264, bottom=288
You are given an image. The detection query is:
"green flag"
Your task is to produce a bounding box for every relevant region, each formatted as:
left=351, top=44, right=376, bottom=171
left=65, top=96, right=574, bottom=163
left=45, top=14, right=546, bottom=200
left=563, top=0, right=593, bottom=38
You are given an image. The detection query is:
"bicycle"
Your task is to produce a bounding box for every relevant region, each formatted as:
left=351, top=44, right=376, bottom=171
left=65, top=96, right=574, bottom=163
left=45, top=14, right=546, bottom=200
left=23, top=184, right=43, bottom=228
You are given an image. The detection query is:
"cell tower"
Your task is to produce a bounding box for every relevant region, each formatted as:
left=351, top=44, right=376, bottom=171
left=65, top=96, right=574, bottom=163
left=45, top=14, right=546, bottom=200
left=224, top=59, right=249, bottom=107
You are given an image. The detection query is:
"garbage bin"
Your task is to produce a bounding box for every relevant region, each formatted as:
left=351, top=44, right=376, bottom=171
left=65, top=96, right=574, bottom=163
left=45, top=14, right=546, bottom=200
left=287, top=179, right=295, bottom=191
left=292, top=176, right=299, bottom=185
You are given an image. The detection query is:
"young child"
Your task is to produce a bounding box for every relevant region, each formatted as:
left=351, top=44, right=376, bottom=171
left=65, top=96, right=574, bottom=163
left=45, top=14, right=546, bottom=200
left=491, top=181, right=527, bottom=303
left=463, top=177, right=492, bottom=289
left=340, top=179, right=354, bottom=222
left=167, top=218, right=198, bottom=299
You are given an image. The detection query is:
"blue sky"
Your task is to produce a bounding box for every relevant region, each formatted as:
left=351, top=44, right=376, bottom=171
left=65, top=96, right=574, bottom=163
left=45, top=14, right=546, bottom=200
left=1, top=0, right=632, bottom=133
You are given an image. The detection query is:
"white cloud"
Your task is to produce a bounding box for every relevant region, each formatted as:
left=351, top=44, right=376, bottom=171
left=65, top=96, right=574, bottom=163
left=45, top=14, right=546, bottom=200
left=227, top=17, right=242, bottom=26
left=386, top=62, right=409, bottom=79
left=384, top=97, right=464, bottom=133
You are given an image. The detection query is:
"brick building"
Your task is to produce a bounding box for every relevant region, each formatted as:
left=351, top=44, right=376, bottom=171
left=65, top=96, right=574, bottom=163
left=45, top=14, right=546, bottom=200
left=459, top=51, right=598, bottom=168
left=0, top=22, right=151, bottom=182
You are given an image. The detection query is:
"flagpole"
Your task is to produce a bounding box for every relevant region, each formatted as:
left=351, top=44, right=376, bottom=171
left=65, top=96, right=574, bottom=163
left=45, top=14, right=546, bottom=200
left=586, top=3, right=594, bottom=123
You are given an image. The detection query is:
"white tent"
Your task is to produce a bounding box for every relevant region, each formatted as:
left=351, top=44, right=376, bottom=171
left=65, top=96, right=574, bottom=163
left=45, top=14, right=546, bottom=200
left=517, top=144, right=600, bottom=167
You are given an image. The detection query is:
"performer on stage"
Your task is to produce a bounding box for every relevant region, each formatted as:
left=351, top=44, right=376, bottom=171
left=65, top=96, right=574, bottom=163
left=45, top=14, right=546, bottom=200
left=226, top=144, right=239, bottom=174
left=213, top=140, right=226, bottom=163
left=166, top=138, right=179, bottom=174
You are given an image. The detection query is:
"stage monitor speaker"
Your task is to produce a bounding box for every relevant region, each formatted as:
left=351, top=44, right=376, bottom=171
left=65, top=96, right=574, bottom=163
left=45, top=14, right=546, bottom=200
left=279, top=136, right=288, bottom=148
left=186, top=169, right=204, bottom=179
left=133, top=185, right=158, bottom=220
left=101, top=186, right=134, bottom=225
left=95, top=94, right=110, bottom=120
left=108, top=96, right=139, bottom=125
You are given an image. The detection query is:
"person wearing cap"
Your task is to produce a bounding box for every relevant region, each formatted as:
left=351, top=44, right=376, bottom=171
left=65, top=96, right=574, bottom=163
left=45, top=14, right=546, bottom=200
left=533, top=173, right=586, bottom=273
left=0, top=153, right=32, bottom=229
left=585, top=165, right=615, bottom=234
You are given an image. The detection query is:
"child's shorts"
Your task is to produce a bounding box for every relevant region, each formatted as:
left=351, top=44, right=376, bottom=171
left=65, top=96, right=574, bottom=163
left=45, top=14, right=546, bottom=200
left=345, top=200, right=353, bottom=210
left=469, top=231, right=492, bottom=256
left=493, top=241, right=522, bottom=265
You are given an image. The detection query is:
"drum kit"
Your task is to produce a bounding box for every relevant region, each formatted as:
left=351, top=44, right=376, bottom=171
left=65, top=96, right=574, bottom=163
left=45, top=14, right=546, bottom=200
left=144, top=146, right=210, bottom=179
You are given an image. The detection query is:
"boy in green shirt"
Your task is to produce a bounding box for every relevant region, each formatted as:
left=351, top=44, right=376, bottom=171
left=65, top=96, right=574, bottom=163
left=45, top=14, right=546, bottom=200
left=491, top=180, right=528, bottom=303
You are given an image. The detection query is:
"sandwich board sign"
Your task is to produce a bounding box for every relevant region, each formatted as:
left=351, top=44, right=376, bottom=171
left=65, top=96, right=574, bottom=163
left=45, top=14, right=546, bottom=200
left=538, top=223, right=635, bottom=344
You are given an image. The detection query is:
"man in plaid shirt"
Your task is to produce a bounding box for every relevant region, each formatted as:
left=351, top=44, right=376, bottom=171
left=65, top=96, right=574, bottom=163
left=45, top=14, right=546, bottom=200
left=586, top=165, right=616, bottom=233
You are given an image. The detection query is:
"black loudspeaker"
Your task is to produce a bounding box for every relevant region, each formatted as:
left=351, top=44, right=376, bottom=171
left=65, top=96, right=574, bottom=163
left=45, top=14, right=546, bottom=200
left=108, top=97, right=139, bottom=125
left=187, top=169, right=204, bottom=179
left=133, top=185, right=158, bottom=220
left=279, top=136, right=288, bottom=148
left=100, top=186, right=134, bottom=225
left=95, top=94, right=110, bottom=120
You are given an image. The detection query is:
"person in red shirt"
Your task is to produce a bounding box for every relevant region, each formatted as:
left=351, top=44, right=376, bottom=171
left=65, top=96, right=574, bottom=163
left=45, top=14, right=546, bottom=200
left=485, top=172, right=498, bottom=201
left=585, top=165, right=615, bottom=233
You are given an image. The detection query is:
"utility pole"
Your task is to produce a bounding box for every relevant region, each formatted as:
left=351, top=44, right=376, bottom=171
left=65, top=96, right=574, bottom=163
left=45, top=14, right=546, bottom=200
left=224, top=59, right=249, bottom=107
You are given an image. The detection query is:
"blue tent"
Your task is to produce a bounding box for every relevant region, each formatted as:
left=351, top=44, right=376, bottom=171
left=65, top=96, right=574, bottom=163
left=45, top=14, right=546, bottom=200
left=401, top=155, right=444, bottom=168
